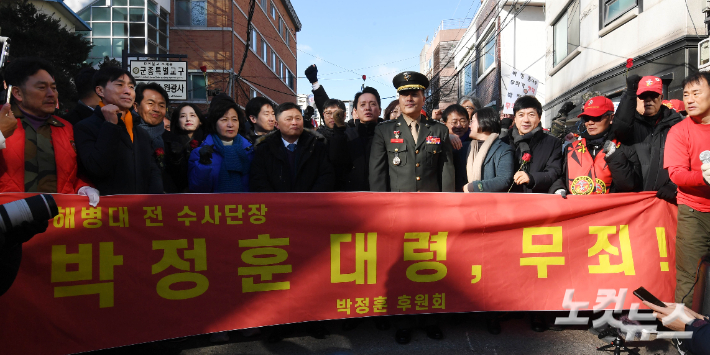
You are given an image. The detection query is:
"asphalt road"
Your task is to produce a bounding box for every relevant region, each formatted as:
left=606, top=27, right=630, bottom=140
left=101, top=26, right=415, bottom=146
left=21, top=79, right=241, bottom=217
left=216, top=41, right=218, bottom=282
left=88, top=313, right=682, bottom=355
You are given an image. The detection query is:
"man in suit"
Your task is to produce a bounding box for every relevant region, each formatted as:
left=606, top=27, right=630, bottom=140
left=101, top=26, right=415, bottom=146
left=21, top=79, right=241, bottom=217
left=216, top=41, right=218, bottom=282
left=369, top=71, right=454, bottom=192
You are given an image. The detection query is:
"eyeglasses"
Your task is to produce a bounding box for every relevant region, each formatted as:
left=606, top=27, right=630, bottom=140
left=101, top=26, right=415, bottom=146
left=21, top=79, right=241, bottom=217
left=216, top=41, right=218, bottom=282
left=463, top=106, right=475, bottom=110
left=581, top=114, right=611, bottom=123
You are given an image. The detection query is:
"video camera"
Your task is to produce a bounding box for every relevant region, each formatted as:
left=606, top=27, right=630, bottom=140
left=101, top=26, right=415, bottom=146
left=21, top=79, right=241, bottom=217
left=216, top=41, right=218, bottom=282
left=0, top=194, right=58, bottom=234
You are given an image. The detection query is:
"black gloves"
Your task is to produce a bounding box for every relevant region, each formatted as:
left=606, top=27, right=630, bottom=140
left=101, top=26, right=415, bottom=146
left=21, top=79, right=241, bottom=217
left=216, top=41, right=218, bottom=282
left=656, top=184, right=678, bottom=204
left=304, top=106, right=315, bottom=119
left=305, top=64, right=318, bottom=84
left=199, top=145, right=214, bottom=165
left=559, top=102, right=576, bottom=115
left=627, top=75, right=642, bottom=96
left=0, top=220, right=49, bottom=249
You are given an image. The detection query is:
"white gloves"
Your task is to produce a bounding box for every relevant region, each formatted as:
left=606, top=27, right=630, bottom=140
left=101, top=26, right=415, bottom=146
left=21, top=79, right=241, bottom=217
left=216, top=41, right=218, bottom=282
left=702, top=163, right=710, bottom=186
left=603, top=140, right=617, bottom=157
left=554, top=189, right=567, bottom=198
left=78, top=186, right=100, bottom=207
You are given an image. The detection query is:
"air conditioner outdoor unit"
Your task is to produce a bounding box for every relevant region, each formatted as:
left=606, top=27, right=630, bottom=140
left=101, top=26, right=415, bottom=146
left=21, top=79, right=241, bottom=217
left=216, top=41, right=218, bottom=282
left=700, top=37, right=710, bottom=72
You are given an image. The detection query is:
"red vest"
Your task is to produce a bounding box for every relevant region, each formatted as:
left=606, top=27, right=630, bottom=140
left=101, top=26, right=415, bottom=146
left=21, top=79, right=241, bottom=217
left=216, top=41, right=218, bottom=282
left=0, top=116, right=90, bottom=193
left=566, top=138, right=616, bottom=195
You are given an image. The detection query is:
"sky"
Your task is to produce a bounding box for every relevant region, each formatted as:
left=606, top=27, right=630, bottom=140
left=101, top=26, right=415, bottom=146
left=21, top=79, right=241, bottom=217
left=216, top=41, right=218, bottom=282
left=291, top=0, right=480, bottom=104
left=64, top=0, right=481, bottom=105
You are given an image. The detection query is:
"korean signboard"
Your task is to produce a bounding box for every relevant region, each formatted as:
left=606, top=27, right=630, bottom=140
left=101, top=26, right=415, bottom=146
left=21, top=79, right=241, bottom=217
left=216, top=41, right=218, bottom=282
left=503, top=70, right=539, bottom=114
left=130, top=61, right=188, bottom=100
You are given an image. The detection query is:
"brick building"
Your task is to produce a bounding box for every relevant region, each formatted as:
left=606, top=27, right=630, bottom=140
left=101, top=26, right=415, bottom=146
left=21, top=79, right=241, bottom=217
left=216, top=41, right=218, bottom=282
left=170, top=0, right=300, bottom=109
left=420, top=19, right=468, bottom=113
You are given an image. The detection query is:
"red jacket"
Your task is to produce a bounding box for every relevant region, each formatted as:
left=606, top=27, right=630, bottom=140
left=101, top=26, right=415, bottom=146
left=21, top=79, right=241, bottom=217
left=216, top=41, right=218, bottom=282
left=0, top=116, right=91, bottom=193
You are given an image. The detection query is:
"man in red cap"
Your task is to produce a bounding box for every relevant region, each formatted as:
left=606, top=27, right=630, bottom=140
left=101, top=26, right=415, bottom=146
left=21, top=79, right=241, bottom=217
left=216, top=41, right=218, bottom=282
left=614, top=74, right=683, bottom=203
left=550, top=96, right=636, bottom=196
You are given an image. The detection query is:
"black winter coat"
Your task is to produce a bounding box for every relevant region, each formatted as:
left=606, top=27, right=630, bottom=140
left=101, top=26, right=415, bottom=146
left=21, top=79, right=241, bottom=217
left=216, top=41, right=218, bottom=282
left=62, top=102, right=94, bottom=126
left=249, top=129, right=335, bottom=192
left=627, top=107, right=683, bottom=193
left=502, top=129, right=563, bottom=193
left=162, top=128, right=205, bottom=193
left=329, top=119, right=381, bottom=191
left=74, top=107, right=163, bottom=195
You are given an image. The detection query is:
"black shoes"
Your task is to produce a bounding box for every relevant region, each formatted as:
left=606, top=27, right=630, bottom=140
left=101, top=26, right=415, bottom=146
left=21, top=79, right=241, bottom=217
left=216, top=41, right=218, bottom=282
left=530, top=313, right=548, bottom=332
left=395, top=328, right=412, bottom=344
left=425, top=325, right=444, bottom=340
left=486, top=317, right=501, bottom=335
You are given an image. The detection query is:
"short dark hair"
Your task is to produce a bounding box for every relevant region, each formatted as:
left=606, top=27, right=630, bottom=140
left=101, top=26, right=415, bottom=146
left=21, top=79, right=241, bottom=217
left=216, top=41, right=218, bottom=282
left=170, top=103, right=205, bottom=135
left=135, top=82, right=170, bottom=106
left=682, top=72, right=710, bottom=90
left=205, top=99, right=245, bottom=135
left=513, top=95, right=542, bottom=116
left=4, top=57, right=55, bottom=88
left=324, top=98, right=346, bottom=112
left=74, top=67, right=97, bottom=100
left=275, top=102, right=302, bottom=119
left=473, top=107, right=501, bottom=134
left=245, top=96, right=274, bottom=118
left=93, top=66, right=136, bottom=94
left=354, top=87, right=381, bottom=109
left=442, top=104, right=469, bottom=123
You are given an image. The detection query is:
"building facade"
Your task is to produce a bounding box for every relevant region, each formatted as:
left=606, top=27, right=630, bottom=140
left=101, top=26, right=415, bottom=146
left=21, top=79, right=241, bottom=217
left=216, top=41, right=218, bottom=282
left=76, top=0, right=169, bottom=60
left=452, top=0, right=547, bottom=124
left=421, top=19, right=468, bottom=113
left=170, top=0, right=300, bottom=108
left=543, top=0, right=707, bottom=123
left=30, top=0, right=91, bottom=33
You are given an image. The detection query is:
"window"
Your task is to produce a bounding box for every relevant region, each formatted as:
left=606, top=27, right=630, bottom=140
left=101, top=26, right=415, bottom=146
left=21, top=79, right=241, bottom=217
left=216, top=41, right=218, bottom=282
left=270, top=2, right=276, bottom=19
left=189, top=74, right=207, bottom=100
left=553, top=0, right=580, bottom=65
left=175, top=0, right=206, bottom=27
left=287, top=70, right=295, bottom=91
left=260, top=0, right=267, bottom=10
left=250, top=88, right=257, bottom=98
left=478, top=29, right=495, bottom=75
left=272, top=52, right=277, bottom=72
left=251, top=30, right=258, bottom=52
left=462, top=62, right=473, bottom=95
left=278, top=17, right=283, bottom=36
left=603, top=0, right=637, bottom=25
left=285, top=31, right=290, bottom=46
left=262, top=39, right=267, bottom=62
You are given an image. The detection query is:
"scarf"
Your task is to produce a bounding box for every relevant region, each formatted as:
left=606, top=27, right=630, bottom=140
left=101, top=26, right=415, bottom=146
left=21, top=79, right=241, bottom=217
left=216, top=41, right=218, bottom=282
left=511, top=126, right=541, bottom=171
left=465, top=133, right=498, bottom=191
left=17, top=106, right=50, bottom=131
left=211, top=134, right=250, bottom=193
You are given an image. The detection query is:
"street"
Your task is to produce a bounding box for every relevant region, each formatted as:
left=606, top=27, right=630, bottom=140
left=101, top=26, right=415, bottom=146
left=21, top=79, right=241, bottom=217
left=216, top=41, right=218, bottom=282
left=88, top=314, right=682, bottom=355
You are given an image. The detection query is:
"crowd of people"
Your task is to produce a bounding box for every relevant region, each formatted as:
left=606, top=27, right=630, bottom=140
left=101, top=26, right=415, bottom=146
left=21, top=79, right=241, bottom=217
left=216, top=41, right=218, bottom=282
left=1, top=56, right=710, bottom=348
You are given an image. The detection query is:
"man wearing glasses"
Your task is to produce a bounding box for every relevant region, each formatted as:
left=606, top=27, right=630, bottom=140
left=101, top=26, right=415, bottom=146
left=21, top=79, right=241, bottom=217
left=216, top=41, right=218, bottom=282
left=550, top=96, right=637, bottom=196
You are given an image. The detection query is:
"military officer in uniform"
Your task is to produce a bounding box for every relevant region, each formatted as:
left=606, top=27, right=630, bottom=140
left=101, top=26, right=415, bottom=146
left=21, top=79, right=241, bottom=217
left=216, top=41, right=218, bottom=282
left=369, top=71, right=455, bottom=192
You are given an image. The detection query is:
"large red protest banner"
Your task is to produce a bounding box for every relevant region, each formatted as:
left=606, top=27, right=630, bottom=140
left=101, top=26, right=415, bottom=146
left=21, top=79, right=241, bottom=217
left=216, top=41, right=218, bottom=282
left=0, top=192, right=677, bottom=355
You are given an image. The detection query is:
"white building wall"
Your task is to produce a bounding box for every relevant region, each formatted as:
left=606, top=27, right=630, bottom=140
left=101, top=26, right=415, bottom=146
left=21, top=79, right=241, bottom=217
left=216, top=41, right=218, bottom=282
left=545, top=0, right=707, bottom=104
left=29, top=0, right=79, bottom=32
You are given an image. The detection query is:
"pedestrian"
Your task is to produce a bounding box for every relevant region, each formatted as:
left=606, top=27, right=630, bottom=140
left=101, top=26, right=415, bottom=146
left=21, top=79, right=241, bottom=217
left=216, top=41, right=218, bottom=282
left=63, top=67, right=99, bottom=125
left=134, top=82, right=169, bottom=150
left=189, top=96, right=253, bottom=193
left=330, top=87, right=383, bottom=191
left=456, top=107, right=514, bottom=193
left=503, top=95, right=563, bottom=194
left=244, top=96, right=275, bottom=143
left=549, top=96, right=637, bottom=196
left=74, top=66, right=163, bottom=195
left=317, top=98, right=344, bottom=141
left=384, top=100, right=401, bottom=121
left=664, top=72, right=710, bottom=308
left=459, top=96, right=482, bottom=120
left=444, top=103, right=471, bottom=153
left=614, top=75, right=678, bottom=145
left=162, top=103, right=205, bottom=193
left=250, top=102, right=334, bottom=192
left=0, top=57, right=99, bottom=204
left=370, top=71, right=454, bottom=192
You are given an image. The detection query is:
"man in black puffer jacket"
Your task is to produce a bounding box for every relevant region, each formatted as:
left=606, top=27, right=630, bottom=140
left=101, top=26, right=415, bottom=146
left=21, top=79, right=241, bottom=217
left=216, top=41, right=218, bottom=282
left=613, top=75, right=683, bottom=203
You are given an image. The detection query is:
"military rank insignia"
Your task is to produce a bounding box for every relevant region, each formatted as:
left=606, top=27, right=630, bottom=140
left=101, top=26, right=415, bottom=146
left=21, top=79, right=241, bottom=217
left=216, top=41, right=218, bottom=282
left=426, top=136, right=441, bottom=144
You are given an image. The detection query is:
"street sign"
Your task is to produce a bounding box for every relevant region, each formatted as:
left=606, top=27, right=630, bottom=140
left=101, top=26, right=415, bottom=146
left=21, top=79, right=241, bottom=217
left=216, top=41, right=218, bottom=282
left=130, top=61, right=187, bottom=81
left=136, top=80, right=187, bottom=100
left=130, top=61, right=188, bottom=100
left=503, top=70, right=539, bottom=114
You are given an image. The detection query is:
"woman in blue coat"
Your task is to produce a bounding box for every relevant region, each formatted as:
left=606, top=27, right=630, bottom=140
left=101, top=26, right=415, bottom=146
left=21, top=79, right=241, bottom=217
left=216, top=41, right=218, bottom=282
left=188, top=95, right=254, bottom=192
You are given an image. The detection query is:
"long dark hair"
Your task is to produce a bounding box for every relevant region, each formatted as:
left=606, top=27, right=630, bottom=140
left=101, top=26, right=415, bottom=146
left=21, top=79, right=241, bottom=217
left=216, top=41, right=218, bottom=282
left=383, top=100, right=399, bottom=120
left=205, top=99, right=247, bottom=137
left=170, top=103, right=205, bottom=136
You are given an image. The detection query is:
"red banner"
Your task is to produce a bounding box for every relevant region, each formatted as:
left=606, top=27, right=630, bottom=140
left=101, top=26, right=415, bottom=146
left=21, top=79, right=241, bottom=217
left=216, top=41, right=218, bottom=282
left=0, top=192, right=677, bottom=355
